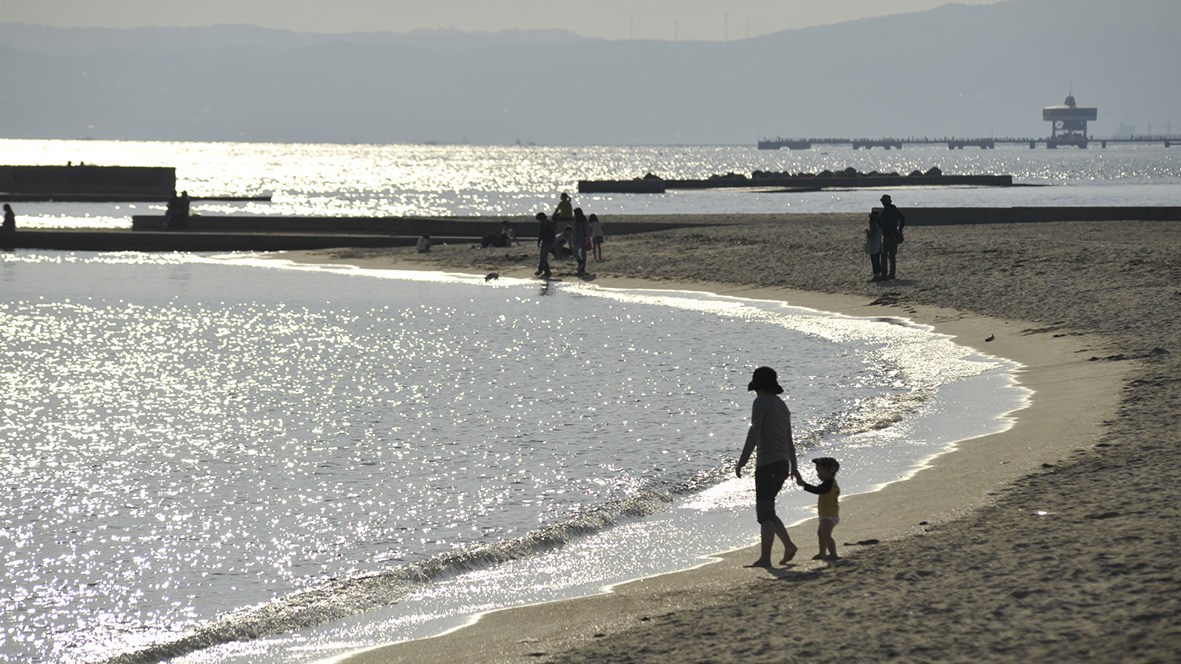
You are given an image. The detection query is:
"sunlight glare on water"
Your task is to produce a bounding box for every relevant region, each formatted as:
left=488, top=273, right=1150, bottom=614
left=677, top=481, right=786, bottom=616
left=0, top=250, right=1021, bottom=664
left=3, top=139, right=1179, bottom=228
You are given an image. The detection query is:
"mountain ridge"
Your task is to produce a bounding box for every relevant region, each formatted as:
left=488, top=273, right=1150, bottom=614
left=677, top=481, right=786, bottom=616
left=0, top=0, right=1176, bottom=144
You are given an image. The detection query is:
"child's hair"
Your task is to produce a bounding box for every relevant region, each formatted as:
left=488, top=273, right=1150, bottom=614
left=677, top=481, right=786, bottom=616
left=813, top=457, right=840, bottom=473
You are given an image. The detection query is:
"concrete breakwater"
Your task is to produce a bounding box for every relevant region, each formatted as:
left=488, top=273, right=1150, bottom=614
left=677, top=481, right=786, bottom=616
left=129, top=215, right=699, bottom=237
left=0, top=165, right=176, bottom=199
left=579, top=169, right=1014, bottom=194
left=3, top=209, right=1177, bottom=253
left=902, top=207, right=1181, bottom=225
left=0, top=165, right=270, bottom=201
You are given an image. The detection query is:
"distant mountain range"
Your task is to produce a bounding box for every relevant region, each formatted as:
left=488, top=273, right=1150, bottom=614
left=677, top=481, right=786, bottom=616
left=0, top=0, right=1176, bottom=144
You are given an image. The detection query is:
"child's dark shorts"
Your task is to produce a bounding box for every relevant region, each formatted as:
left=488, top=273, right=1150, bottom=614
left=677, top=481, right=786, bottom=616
left=754, top=460, right=791, bottom=523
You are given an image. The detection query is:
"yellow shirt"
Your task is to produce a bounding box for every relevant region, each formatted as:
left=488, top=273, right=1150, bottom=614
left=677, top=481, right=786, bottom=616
left=804, top=478, right=840, bottom=517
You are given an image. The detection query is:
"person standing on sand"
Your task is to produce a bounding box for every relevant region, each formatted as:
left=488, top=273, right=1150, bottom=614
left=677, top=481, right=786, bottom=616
left=2, top=203, right=15, bottom=231
left=797, top=457, right=841, bottom=560
left=534, top=212, right=556, bottom=278
left=879, top=194, right=905, bottom=280
left=736, top=366, right=801, bottom=567
left=866, top=210, right=884, bottom=281
left=590, top=213, right=605, bottom=260
left=572, top=207, right=590, bottom=275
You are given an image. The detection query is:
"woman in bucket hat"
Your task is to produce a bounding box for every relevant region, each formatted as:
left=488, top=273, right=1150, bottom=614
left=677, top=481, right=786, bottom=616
left=735, top=366, right=801, bottom=567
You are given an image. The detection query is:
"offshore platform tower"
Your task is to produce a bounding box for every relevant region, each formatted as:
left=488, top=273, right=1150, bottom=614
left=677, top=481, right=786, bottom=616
left=1043, top=94, right=1098, bottom=148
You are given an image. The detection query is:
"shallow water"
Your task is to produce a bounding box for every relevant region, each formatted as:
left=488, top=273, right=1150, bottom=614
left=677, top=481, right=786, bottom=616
left=0, top=252, right=1023, bottom=663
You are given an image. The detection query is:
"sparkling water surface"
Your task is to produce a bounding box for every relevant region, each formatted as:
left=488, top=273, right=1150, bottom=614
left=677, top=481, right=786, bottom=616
left=2, top=139, right=1179, bottom=228
left=1, top=251, right=1022, bottom=664
left=8, top=137, right=1154, bottom=662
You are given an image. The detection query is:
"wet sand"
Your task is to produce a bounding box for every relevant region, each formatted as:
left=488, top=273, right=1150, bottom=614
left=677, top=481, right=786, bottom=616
left=282, top=214, right=1180, bottom=663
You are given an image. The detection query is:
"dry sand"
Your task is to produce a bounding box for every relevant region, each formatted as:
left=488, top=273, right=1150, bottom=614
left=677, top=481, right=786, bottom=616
left=282, top=214, right=1180, bottom=663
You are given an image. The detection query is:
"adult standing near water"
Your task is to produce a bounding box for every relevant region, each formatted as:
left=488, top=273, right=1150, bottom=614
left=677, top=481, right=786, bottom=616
left=2, top=203, right=15, bottom=231
left=735, top=366, right=801, bottom=567
left=177, top=191, right=191, bottom=229
left=534, top=211, right=556, bottom=279
left=572, top=207, right=590, bottom=275
left=879, top=194, right=906, bottom=280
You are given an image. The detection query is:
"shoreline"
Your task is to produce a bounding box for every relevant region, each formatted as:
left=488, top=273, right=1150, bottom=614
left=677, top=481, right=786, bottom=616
left=271, top=211, right=1177, bottom=662
left=334, top=286, right=1120, bottom=663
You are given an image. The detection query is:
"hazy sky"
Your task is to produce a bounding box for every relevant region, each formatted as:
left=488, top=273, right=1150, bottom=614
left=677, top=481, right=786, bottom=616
left=1, top=0, right=1008, bottom=41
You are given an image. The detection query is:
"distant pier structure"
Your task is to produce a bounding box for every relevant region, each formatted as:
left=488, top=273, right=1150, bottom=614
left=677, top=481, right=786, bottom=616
left=1043, top=94, right=1097, bottom=148
left=758, top=94, right=1180, bottom=150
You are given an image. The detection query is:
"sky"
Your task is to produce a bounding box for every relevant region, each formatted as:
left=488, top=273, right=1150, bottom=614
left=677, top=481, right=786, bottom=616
left=0, top=0, right=1008, bottom=41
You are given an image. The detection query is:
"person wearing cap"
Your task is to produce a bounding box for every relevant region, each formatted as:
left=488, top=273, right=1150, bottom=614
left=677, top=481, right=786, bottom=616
left=878, top=194, right=905, bottom=280
left=797, top=457, right=841, bottom=560
left=736, top=366, right=801, bottom=567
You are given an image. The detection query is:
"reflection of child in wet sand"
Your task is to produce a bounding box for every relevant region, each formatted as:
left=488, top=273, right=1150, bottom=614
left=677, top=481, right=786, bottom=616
left=797, top=457, right=841, bottom=560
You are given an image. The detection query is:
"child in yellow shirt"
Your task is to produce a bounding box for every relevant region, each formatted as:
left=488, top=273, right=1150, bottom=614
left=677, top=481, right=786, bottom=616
left=797, top=457, right=840, bottom=560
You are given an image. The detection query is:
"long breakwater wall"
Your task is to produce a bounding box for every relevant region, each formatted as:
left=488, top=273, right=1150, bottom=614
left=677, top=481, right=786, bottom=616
left=2, top=208, right=1176, bottom=252
left=0, top=165, right=176, bottom=199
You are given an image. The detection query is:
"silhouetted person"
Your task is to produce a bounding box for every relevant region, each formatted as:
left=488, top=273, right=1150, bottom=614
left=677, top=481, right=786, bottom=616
left=553, top=225, right=574, bottom=258
left=866, top=210, right=884, bottom=281
left=481, top=220, right=515, bottom=248
left=878, top=194, right=905, bottom=280
left=534, top=212, right=555, bottom=279
left=553, top=192, right=574, bottom=223
left=572, top=208, right=590, bottom=274
left=164, top=191, right=179, bottom=229
left=177, top=190, right=191, bottom=229
left=2, top=204, right=15, bottom=231
left=736, top=366, right=801, bottom=568
left=590, top=214, right=606, bottom=260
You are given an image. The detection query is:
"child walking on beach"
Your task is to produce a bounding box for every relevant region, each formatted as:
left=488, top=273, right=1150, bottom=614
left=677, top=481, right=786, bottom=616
left=590, top=214, right=605, bottom=260
left=797, top=457, right=840, bottom=560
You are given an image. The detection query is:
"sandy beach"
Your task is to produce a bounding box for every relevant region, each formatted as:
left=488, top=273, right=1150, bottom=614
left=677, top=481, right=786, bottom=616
left=281, top=213, right=1180, bottom=663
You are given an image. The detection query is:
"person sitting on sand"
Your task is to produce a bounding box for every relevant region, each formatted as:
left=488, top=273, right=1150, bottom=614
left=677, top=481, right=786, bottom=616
left=553, top=225, right=574, bottom=258
left=736, top=366, right=802, bottom=568
left=480, top=220, right=516, bottom=248
left=416, top=234, right=432, bottom=253
left=797, top=457, right=841, bottom=560
left=554, top=192, right=574, bottom=223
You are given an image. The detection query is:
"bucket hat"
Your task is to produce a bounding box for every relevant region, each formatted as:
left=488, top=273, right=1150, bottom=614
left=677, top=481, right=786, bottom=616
left=747, top=366, right=784, bottom=394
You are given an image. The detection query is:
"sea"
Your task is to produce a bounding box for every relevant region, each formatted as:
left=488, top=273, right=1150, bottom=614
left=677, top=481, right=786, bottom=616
left=2, top=139, right=1178, bottom=664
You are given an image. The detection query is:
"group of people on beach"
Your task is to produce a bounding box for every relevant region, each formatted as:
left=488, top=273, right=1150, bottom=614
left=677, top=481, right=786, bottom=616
left=865, top=194, right=906, bottom=281
left=736, top=366, right=841, bottom=565
left=535, top=192, right=606, bottom=279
